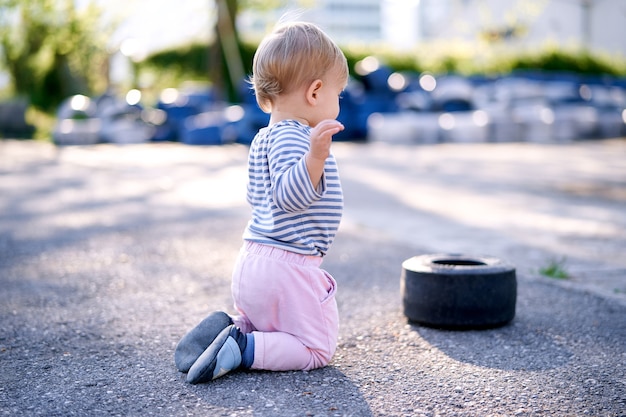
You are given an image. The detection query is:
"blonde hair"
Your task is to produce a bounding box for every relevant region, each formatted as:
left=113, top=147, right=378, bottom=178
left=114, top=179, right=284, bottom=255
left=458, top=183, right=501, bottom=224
left=250, top=21, right=349, bottom=113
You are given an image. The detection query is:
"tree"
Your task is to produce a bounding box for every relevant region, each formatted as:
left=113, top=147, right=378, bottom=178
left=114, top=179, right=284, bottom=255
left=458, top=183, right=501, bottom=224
left=212, top=0, right=244, bottom=101
left=210, top=0, right=315, bottom=101
left=0, top=0, right=110, bottom=111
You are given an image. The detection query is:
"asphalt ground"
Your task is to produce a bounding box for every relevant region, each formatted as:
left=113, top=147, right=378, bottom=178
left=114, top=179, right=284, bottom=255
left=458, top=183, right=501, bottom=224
left=0, top=138, right=625, bottom=417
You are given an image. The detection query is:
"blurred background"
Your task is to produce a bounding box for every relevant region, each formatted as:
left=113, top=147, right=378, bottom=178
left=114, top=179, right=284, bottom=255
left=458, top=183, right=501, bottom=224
left=1, top=0, right=625, bottom=145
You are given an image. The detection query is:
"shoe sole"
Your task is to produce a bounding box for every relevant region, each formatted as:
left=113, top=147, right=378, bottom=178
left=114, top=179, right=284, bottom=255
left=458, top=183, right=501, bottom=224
left=174, top=311, right=233, bottom=372
left=186, top=326, right=242, bottom=384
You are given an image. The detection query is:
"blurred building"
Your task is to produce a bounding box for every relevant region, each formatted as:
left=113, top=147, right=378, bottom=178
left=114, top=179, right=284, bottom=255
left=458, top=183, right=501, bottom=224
left=239, top=0, right=383, bottom=44
left=239, top=0, right=626, bottom=57
left=411, top=0, right=626, bottom=56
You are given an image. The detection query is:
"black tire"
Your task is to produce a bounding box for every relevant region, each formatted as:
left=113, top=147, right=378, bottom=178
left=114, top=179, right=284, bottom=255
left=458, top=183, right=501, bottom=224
left=401, top=254, right=517, bottom=329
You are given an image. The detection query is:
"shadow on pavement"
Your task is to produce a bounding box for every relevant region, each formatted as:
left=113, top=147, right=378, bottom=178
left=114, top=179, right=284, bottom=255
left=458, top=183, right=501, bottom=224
left=1, top=140, right=625, bottom=416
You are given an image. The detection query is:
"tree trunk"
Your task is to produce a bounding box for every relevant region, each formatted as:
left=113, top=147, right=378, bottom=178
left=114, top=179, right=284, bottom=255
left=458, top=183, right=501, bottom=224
left=210, top=0, right=244, bottom=102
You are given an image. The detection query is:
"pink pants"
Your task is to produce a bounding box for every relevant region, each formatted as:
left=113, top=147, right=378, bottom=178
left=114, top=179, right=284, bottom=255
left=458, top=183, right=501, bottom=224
left=230, top=241, right=339, bottom=371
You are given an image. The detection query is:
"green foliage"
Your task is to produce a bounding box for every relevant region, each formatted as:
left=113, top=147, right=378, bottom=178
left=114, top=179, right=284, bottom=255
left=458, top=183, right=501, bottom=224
left=0, top=0, right=111, bottom=111
left=141, top=44, right=212, bottom=81
left=539, top=257, right=570, bottom=280
left=511, top=47, right=623, bottom=76
left=138, top=40, right=626, bottom=99
left=138, top=40, right=258, bottom=101
left=341, top=41, right=626, bottom=78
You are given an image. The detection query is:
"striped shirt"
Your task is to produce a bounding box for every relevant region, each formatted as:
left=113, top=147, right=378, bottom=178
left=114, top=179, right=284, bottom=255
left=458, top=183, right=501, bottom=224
left=243, top=120, right=343, bottom=256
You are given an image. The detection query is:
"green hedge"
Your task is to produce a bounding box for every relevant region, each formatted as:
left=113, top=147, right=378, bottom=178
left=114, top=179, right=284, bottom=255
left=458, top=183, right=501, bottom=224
left=138, top=42, right=258, bottom=101
left=346, top=42, right=626, bottom=77
left=137, top=40, right=626, bottom=103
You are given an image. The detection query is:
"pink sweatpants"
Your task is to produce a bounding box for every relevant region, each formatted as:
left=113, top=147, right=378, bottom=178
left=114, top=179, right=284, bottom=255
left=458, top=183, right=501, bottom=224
left=230, top=241, right=339, bottom=371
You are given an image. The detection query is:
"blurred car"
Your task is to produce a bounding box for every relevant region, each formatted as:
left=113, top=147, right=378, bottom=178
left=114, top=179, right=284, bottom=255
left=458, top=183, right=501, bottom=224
left=98, top=90, right=155, bottom=144
left=53, top=95, right=101, bottom=146
left=179, top=105, right=245, bottom=146
left=0, top=99, right=36, bottom=139
left=154, top=87, right=217, bottom=142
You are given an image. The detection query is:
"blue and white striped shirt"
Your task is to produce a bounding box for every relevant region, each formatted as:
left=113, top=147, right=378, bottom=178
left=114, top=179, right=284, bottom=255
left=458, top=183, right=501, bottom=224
left=243, top=120, right=343, bottom=256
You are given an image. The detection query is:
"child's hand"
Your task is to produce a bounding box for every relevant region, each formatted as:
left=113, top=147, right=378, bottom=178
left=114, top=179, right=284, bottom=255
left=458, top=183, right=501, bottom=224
left=305, top=119, right=344, bottom=189
left=309, top=119, right=344, bottom=162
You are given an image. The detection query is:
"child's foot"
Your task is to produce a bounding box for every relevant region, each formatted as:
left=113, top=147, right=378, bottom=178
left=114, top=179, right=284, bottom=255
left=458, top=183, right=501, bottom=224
left=186, top=325, right=248, bottom=384
left=174, top=311, right=233, bottom=372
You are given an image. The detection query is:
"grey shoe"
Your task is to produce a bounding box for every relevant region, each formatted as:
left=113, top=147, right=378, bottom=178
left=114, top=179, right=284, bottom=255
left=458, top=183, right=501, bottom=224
left=186, top=325, right=247, bottom=384
left=174, top=311, right=233, bottom=372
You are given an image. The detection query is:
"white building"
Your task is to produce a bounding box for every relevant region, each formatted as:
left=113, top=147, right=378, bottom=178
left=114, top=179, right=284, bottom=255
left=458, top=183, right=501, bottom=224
left=409, top=0, right=626, bottom=56
left=240, top=0, right=626, bottom=58
left=238, top=0, right=382, bottom=44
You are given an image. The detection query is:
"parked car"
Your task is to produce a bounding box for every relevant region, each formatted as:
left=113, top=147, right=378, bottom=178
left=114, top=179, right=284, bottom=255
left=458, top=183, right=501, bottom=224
left=53, top=95, right=101, bottom=146
left=98, top=90, right=155, bottom=144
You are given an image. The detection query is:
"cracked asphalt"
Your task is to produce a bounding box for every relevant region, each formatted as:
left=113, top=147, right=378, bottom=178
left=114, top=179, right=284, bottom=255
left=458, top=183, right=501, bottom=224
left=1, top=138, right=624, bottom=416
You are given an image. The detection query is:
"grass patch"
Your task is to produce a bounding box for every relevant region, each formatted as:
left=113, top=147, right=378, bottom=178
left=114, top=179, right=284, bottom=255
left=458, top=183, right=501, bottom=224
left=539, top=257, right=570, bottom=280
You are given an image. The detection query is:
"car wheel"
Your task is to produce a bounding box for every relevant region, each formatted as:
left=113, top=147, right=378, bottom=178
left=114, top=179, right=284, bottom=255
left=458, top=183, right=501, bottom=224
left=401, top=254, right=517, bottom=329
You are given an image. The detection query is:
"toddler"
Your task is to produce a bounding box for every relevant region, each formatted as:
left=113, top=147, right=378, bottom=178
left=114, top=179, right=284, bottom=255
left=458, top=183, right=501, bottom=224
left=174, top=20, right=349, bottom=384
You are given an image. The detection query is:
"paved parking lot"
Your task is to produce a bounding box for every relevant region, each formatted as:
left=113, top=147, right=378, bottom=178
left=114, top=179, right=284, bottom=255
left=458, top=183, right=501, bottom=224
left=333, top=138, right=626, bottom=303
left=1, top=138, right=624, bottom=416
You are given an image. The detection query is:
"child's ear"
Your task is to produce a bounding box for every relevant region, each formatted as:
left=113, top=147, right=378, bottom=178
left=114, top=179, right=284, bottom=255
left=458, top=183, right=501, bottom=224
left=306, top=79, right=323, bottom=105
